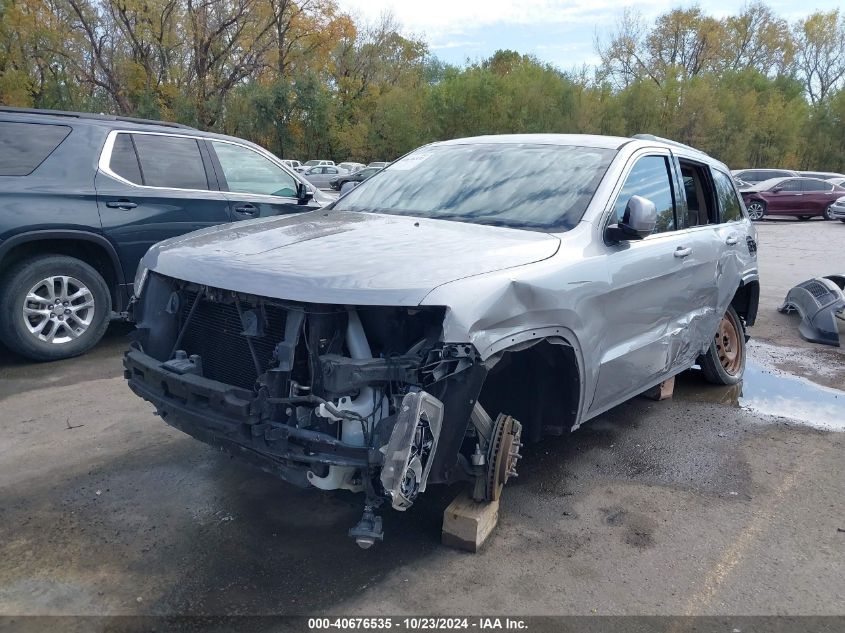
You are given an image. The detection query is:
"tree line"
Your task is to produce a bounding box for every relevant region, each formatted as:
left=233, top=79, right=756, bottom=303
left=1, top=0, right=844, bottom=170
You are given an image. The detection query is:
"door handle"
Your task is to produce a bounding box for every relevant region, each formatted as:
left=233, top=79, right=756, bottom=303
left=674, top=246, right=692, bottom=258
left=233, top=204, right=258, bottom=216
left=725, top=236, right=738, bottom=246
left=105, top=199, right=137, bottom=210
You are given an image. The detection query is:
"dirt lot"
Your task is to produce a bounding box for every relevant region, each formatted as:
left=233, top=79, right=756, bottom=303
left=1, top=219, right=843, bottom=619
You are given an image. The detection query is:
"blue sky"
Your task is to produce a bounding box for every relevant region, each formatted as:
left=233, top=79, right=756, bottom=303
left=337, top=0, right=842, bottom=72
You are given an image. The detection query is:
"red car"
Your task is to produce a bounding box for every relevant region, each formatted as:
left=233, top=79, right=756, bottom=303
left=742, top=177, right=845, bottom=221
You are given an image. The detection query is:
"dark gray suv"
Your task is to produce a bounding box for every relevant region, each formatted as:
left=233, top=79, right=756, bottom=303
left=0, top=107, right=328, bottom=361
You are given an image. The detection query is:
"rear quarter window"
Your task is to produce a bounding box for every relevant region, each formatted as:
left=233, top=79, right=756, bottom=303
left=0, top=121, right=72, bottom=176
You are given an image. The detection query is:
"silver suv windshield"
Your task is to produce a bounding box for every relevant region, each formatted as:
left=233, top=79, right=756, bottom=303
left=333, top=143, right=616, bottom=231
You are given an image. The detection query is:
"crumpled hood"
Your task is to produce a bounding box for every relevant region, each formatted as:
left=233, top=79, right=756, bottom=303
left=142, top=210, right=560, bottom=305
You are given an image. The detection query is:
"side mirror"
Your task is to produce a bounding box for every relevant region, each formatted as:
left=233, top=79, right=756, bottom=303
left=296, top=182, right=313, bottom=204
left=606, top=195, right=657, bottom=242
left=772, top=187, right=783, bottom=193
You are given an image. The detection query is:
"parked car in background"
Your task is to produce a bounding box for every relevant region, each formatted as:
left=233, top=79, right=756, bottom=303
left=297, top=159, right=335, bottom=172
left=303, top=164, right=344, bottom=189
left=281, top=159, right=302, bottom=170
left=731, top=168, right=799, bottom=184
left=330, top=165, right=382, bottom=190
left=740, top=177, right=845, bottom=220
left=338, top=162, right=364, bottom=173
left=367, top=161, right=389, bottom=169
left=828, top=196, right=845, bottom=223
left=798, top=171, right=845, bottom=180
left=125, top=132, right=759, bottom=547
left=0, top=107, right=329, bottom=361
left=828, top=177, right=845, bottom=188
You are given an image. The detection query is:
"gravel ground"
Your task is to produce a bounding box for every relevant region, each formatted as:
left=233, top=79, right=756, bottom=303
left=0, top=219, right=843, bottom=620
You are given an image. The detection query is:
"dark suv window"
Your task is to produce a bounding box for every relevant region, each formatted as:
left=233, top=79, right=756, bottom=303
left=109, top=133, right=143, bottom=184
left=712, top=170, right=743, bottom=222
left=0, top=121, right=71, bottom=176
left=131, top=134, right=209, bottom=190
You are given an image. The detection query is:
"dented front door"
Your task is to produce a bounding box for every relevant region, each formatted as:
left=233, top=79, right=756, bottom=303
left=587, top=152, right=720, bottom=414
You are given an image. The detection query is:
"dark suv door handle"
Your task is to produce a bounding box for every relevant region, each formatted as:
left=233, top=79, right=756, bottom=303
left=674, top=246, right=692, bottom=258
left=105, top=199, right=137, bottom=209
left=233, top=204, right=258, bottom=216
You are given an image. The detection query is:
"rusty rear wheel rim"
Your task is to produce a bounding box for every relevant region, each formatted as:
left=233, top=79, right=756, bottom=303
left=715, top=312, right=742, bottom=376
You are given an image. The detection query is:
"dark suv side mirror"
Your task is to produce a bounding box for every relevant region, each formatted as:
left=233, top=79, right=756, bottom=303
left=296, top=182, right=313, bottom=204
left=606, top=195, right=658, bottom=242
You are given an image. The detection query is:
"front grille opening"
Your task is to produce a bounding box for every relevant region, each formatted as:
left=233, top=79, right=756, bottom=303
left=178, top=290, right=288, bottom=389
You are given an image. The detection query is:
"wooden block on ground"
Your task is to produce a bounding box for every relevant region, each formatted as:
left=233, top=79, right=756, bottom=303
left=442, top=491, right=499, bottom=552
left=643, top=376, right=675, bottom=401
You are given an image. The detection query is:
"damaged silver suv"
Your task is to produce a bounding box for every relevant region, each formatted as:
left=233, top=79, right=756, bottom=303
left=125, top=134, right=759, bottom=547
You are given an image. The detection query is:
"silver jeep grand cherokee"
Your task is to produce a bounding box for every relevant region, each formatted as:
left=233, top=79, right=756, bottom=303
left=125, top=134, right=759, bottom=547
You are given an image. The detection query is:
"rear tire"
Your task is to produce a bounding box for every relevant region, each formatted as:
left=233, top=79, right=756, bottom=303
left=699, top=306, right=746, bottom=386
left=0, top=255, right=112, bottom=361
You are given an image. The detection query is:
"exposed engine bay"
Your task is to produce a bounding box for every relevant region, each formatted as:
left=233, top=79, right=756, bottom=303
left=125, top=273, right=522, bottom=547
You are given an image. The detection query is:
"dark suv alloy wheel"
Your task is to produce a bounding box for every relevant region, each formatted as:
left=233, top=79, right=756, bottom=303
left=746, top=200, right=766, bottom=220
left=0, top=255, right=112, bottom=361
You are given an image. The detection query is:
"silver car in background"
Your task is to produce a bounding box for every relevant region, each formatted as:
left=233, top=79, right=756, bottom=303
left=828, top=196, right=845, bottom=222
left=302, top=164, right=345, bottom=189
left=126, top=134, right=759, bottom=547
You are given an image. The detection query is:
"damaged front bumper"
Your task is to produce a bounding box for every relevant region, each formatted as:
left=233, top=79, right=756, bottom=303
left=124, top=346, right=379, bottom=487
left=124, top=274, right=496, bottom=546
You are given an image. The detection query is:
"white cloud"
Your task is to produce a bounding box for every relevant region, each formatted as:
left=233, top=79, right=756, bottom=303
left=430, top=40, right=483, bottom=50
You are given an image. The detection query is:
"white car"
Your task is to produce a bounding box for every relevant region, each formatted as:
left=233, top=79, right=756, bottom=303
left=281, top=159, right=302, bottom=170
left=338, top=162, right=365, bottom=173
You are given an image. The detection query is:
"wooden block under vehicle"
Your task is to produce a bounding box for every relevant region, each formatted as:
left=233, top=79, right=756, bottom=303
left=643, top=376, right=675, bottom=401
left=442, top=491, right=499, bottom=552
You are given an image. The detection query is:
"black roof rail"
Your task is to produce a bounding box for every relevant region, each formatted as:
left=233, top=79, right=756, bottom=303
left=0, top=106, right=197, bottom=130
left=632, top=133, right=708, bottom=156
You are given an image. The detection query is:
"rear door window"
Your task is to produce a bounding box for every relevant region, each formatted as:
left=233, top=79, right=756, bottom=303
left=131, top=134, right=209, bottom=190
left=0, top=121, right=71, bottom=176
left=712, top=170, right=744, bottom=222
left=802, top=179, right=833, bottom=192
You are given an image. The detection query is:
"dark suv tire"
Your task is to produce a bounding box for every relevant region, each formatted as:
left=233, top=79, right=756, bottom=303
left=699, top=306, right=745, bottom=385
left=0, top=254, right=112, bottom=361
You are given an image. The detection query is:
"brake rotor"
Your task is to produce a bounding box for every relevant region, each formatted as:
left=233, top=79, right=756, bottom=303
left=485, top=414, right=523, bottom=502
